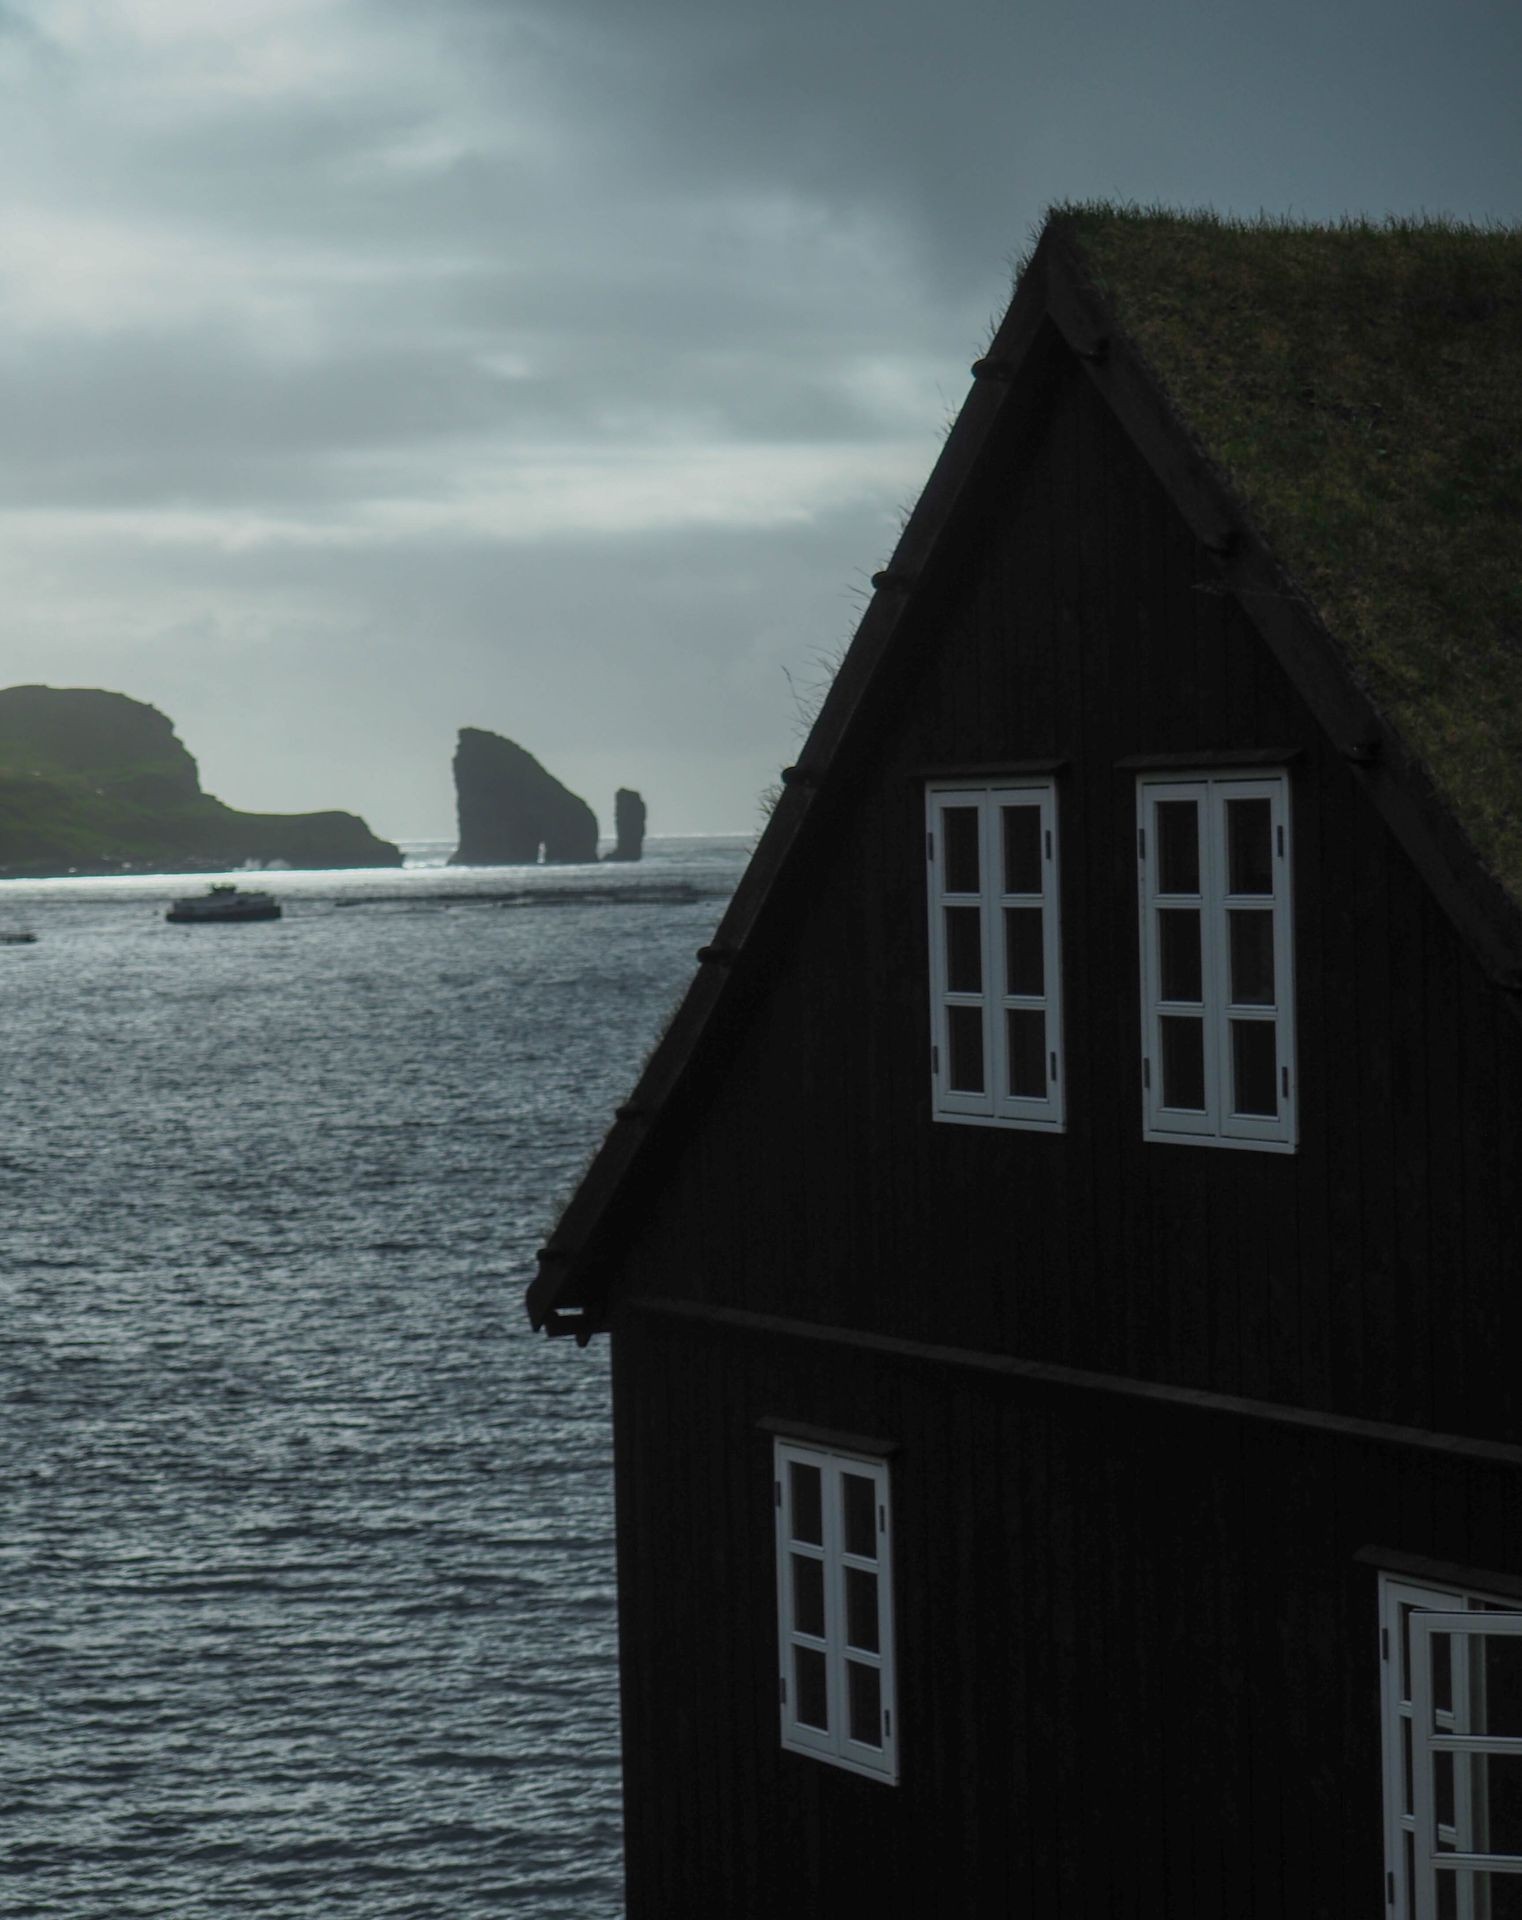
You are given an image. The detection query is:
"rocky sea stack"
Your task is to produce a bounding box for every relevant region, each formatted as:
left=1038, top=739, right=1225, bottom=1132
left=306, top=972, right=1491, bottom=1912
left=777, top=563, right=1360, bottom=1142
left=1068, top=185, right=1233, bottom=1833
left=0, top=685, right=402, bottom=876
left=607, top=787, right=647, bottom=863
left=450, top=728, right=600, bottom=865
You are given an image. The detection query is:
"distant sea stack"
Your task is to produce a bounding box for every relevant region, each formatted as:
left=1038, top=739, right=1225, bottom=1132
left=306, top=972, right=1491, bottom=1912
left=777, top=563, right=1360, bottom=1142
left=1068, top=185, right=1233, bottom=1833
left=607, top=788, right=647, bottom=863
left=450, top=728, right=600, bottom=865
left=0, top=685, right=403, bottom=877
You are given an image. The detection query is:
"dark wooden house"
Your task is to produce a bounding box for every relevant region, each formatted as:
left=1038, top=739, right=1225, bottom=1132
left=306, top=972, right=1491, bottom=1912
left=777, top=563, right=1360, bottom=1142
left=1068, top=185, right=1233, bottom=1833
left=528, top=210, right=1522, bottom=1918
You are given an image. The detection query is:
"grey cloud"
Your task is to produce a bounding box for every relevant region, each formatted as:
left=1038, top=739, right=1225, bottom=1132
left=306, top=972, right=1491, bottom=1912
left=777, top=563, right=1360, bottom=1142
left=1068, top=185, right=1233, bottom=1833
left=0, top=319, right=938, bottom=515
left=0, top=335, right=506, bottom=504
left=2, top=0, right=1519, bottom=835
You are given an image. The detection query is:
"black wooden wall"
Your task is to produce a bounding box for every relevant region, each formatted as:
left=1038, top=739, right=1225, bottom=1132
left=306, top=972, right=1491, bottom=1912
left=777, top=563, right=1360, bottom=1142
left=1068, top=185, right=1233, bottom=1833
left=610, top=1306, right=1522, bottom=1919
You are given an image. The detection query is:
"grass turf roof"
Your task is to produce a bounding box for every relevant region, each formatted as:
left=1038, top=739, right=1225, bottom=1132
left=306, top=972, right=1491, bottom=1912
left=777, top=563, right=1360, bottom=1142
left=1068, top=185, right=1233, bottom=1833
left=1049, top=205, right=1522, bottom=908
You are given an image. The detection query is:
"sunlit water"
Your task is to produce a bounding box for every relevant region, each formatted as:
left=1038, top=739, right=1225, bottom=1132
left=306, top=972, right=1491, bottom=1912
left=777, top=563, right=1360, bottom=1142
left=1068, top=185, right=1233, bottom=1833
left=1, top=836, right=747, bottom=1919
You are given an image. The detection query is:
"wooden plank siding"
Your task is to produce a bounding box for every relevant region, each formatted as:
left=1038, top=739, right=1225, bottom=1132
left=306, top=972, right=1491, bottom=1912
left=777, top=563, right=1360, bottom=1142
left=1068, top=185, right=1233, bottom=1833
left=609, top=342, right=1522, bottom=1445
left=609, top=1305, right=1522, bottom=1918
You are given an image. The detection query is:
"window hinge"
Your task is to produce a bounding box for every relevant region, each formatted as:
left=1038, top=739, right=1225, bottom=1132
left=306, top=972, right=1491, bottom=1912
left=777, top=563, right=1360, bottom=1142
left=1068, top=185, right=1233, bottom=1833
left=879, top=1504, right=886, bottom=1532
left=1387, top=1869, right=1395, bottom=1904
left=1138, top=826, right=1146, bottom=860
left=1277, top=823, right=1285, bottom=858
left=884, top=1709, right=892, bottom=1736
left=1049, top=1051, right=1057, bottom=1081
left=1282, top=1066, right=1290, bottom=1097
left=1381, top=1627, right=1390, bottom=1662
left=932, top=1044, right=940, bottom=1075
left=926, top=831, right=934, bottom=862
left=1045, top=828, right=1052, bottom=860
left=1143, top=1056, right=1151, bottom=1090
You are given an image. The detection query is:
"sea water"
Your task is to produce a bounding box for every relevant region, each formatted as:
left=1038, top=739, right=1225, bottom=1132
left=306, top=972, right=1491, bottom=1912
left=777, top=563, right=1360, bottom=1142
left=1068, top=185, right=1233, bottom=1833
left=1, top=836, right=748, bottom=1919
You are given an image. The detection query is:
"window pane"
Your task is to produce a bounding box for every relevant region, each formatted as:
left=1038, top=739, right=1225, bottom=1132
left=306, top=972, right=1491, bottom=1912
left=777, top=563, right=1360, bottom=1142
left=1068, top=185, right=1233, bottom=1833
left=1158, top=908, right=1203, bottom=1003
left=1160, top=1016, right=1206, bottom=1110
left=1435, top=1631, right=1453, bottom=1717
left=789, top=1462, right=822, bottom=1546
left=841, top=1473, right=876, bottom=1560
left=1436, top=1748, right=1456, bottom=1833
left=947, top=1005, right=984, bottom=1092
left=1231, top=1020, right=1278, bottom=1117
left=791, top=1553, right=825, bottom=1639
left=943, top=805, right=980, bottom=893
left=794, top=1646, right=828, bottom=1730
left=1401, top=1604, right=1420, bottom=1702
left=1006, top=1009, right=1046, bottom=1098
left=847, top=1660, right=882, bottom=1748
left=1228, top=910, right=1276, bottom=1006
left=1002, top=805, right=1042, bottom=895
left=845, top=1567, right=879, bottom=1652
left=1227, top=796, right=1274, bottom=895
left=1004, top=907, right=1044, bottom=997
left=1439, top=1874, right=1522, bottom=1920
left=1461, top=1751, right=1522, bottom=1856
left=944, top=905, right=983, bottom=992
left=1155, top=800, right=1200, bottom=894
left=1403, top=1713, right=1414, bottom=1816
left=1476, top=1632, right=1522, bottom=1737
left=1491, top=1877, right=1522, bottom=1920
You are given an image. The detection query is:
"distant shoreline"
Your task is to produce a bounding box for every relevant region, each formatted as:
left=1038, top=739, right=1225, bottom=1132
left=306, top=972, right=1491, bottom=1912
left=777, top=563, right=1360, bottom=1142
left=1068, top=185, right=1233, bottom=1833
left=0, top=830, right=753, bottom=885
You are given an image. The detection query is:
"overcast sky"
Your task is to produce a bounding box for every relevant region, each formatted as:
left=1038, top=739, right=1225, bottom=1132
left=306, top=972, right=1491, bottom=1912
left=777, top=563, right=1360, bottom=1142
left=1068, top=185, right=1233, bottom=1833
left=2, top=0, right=1518, bottom=839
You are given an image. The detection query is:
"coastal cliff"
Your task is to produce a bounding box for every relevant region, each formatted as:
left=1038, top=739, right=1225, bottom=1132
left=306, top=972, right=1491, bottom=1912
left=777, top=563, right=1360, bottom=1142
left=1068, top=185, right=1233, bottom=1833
left=0, top=685, right=403, bottom=876
left=450, top=729, right=599, bottom=865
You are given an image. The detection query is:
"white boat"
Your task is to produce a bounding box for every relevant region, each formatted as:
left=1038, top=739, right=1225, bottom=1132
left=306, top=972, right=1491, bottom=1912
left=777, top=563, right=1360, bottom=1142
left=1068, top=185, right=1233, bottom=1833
left=165, top=884, right=282, bottom=924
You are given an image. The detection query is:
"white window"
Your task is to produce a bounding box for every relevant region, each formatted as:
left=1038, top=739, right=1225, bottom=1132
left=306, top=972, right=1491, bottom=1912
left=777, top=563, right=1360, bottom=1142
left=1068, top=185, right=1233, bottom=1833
left=774, top=1440, right=897, bottom=1782
left=1379, top=1574, right=1522, bottom=1920
left=1136, top=772, right=1296, bottom=1149
left=925, top=781, right=1064, bottom=1130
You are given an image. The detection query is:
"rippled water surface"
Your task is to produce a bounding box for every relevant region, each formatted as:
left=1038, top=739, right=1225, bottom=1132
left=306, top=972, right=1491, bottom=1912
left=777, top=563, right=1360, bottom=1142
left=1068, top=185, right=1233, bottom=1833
left=1, top=838, right=746, bottom=1919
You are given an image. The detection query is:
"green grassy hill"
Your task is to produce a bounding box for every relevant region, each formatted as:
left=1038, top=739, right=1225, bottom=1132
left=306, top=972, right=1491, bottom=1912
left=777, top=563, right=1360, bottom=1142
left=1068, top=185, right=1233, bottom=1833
left=0, top=686, right=402, bottom=875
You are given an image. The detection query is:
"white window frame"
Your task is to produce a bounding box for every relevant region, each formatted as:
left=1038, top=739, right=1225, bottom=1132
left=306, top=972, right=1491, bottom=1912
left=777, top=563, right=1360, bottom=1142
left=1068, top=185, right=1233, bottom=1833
left=925, top=780, right=1064, bottom=1131
left=1379, top=1573, right=1522, bottom=1920
left=1136, top=770, right=1296, bottom=1150
left=774, top=1439, right=897, bottom=1783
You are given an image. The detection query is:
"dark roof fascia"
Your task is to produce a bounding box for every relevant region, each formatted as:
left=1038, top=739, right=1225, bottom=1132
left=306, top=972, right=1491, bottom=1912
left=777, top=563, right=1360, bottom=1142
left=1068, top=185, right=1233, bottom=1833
left=527, top=232, right=1069, bottom=1332
left=1040, top=225, right=1522, bottom=996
